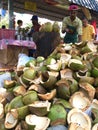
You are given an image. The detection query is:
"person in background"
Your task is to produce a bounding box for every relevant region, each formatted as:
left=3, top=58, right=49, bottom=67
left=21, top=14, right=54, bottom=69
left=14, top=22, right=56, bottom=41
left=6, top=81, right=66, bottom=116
left=62, top=4, right=82, bottom=43
left=1, top=25, right=6, bottom=29
left=28, top=15, right=41, bottom=57
left=82, top=18, right=95, bottom=41
left=15, top=20, right=23, bottom=37
left=28, top=15, right=41, bottom=37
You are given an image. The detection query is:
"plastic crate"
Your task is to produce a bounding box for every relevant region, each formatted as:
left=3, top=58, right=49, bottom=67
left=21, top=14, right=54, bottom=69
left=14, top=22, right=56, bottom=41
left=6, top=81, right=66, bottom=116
left=0, top=29, right=15, bottom=40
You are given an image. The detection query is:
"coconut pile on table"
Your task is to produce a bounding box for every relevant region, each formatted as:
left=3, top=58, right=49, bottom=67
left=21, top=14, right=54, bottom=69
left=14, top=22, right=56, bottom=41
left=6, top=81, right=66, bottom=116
left=0, top=40, right=98, bottom=130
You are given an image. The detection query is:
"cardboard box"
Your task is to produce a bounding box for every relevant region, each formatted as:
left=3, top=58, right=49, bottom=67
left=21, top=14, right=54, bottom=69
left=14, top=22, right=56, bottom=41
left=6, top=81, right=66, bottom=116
left=0, top=45, right=28, bottom=65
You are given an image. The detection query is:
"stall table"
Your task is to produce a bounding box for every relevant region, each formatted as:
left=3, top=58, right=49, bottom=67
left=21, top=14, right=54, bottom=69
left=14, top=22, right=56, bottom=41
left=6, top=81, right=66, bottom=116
left=0, top=39, right=36, bottom=66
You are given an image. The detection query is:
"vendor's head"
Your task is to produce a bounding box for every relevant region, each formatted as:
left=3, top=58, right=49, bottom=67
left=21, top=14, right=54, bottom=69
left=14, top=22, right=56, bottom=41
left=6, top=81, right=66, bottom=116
left=82, top=17, right=88, bottom=27
left=31, top=15, right=38, bottom=24
left=69, top=4, right=78, bottom=20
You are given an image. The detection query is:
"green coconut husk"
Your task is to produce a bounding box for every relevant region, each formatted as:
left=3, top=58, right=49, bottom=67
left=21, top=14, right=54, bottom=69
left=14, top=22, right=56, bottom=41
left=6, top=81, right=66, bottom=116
left=16, top=105, right=29, bottom=120
left=47, top=104, right=67, bottom=126
left=92, top=56, right=98, bottom=68
left=4, top=80, right=16, bottom=89
left=23, top=68, right=36, bottom=80
left=29, top=100, right=51, bottom=116
left=40, top=71, right=57, bottom=90
left=91, top=67, right=98, bottom=78
left=54, top=98, right=72, bottom=109
left=56, top=79, right=78, bottom=100
left=68, top=59, right=85, bottom=71
left=22, top=91, right=39, bottom=105
left=8, top=95, right=24, bottom=110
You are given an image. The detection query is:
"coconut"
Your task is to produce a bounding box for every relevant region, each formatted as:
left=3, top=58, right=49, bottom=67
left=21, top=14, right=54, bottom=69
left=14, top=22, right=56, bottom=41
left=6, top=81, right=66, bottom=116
left=25, top=114, right=50, bottom=130
left=91, top=67, right=98, bottom=78
left=79, top=82, right=95, bottom=100
left=29, top=100, right=51, bottom=116
left=92, top=108, right=98, bottom=124
left=13, top=85, right=26, bottom=96
left=25, top=59, right=36, bottom=67
left=23, top=68, right=36, bottom=80
left=4, top=80, right=16, bottom=89
left=60, top=69, right=73, bottom=79
left=44, top=22, right=53, bottom=32
left=69, top=123, right=87, bottom=130
left=68, top=59, right=84, bottom=71
left=56, top=79, right=78, bottom=100
left=0, top=103, right=4, bottom=119
left=38, top=89, right=56, bottom=101
left=67, top=108, right=91, bottom=130
left=22, top=91, right=39, bottom=105
left=80, top=41, right=97, bottom=54
left=8, top=95, right=24, bottom=110
left=75, top=41, right=87, bottom=47
left=91, top=99, right=98, bottom=109
left=47, top=61, right=61, bottom=72
left=92, top=123, right=98, bottom=130
left=54, top=98, right=72, bottom=109
left=52, top=21, right=60, bottom=32
left=69, top=91, right=91, bottom=111
left=28, top=84, right=47, bottom=94
left=40, top=71, right=57, bottom=90
left=45, top=57, right=56, bottom=65
left=92, top=56, right=98, bottom=68
left=47, top=104, right=67, bottom=126
left=59, top=53, right=71, bottom=69
left=16, top=105, right=29, bottom=120
left=15, top=123, right=22, bottom=130
left=5, top=111, right=18, bottom=129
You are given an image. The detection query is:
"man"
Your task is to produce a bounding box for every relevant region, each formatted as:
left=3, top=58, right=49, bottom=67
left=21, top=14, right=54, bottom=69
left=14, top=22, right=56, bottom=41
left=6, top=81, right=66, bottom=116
left=28, top=15, right=41, bottom=36
left=82, top=18, right=95, bottom=41
left=62, top=4, right=82, bottom=43
left=28, top=15, right=41, bottom=57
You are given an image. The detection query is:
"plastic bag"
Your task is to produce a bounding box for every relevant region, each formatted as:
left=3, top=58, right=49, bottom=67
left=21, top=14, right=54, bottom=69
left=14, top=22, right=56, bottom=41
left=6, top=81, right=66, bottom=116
left=0, top=72, right=11, bottom=88
left=17, top=53, right=34, bottom=69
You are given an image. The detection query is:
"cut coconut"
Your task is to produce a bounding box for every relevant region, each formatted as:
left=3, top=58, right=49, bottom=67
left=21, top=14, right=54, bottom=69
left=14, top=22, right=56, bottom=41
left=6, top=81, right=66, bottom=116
left=5, top=111, right=18, bottom=129
left=70, top=91, right=91, bottom=111
left=28, top=84, right=47, bottom=94
left=67, top=108, right=91, bottom=130
left=29, top=100, right=51, bottom=116
left=79, top=82, right=95, bottom=100
left=40, top=71, right=57, bottom=90
left=47, top=104, right=67, bottom=126
left=92, top=123, right=98, bottom=130
left=47, top=61, right=61, bottom=71
left=69, top=123, right=87, bottom=130
left=38, top=89, right=56, bottom=100
left=60, top=69, right=73, bottom=79
left=91, top=99, right=98, bottom=109
left=68, top=59, right=84, bottom=71
left=0, top=103, right=4, bottom=119
left=13, top=85, right=26, bottom=96
left=25, top=114, right=50, bottom=130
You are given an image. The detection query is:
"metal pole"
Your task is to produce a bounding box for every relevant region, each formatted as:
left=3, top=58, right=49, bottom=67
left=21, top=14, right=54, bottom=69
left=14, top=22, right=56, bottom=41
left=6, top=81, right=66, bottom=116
left=8, top=0, right=14, bottom=29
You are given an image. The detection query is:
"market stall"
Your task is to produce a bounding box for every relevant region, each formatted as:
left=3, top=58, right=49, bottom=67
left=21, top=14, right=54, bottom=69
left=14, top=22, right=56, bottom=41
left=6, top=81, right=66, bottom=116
left=0, top=29, right=36, bottom=67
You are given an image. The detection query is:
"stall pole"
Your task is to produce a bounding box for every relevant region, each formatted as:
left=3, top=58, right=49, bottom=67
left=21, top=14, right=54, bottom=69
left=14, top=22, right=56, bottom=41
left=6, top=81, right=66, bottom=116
left=8, top=0, right=14, bottom=29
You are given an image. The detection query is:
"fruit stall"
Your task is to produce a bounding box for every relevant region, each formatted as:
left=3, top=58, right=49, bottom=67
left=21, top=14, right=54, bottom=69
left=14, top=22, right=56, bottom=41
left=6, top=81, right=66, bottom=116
left=0, top=40, right=98, bottom=130
left=0, top=29, right=36, bottom=68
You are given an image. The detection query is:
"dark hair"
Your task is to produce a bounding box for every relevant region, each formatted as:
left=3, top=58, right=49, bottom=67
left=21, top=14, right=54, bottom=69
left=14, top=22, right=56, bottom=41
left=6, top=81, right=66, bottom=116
left=31, top=15, right=38, bottom=21
left=2, top=25, right=6, bottom=29
left=17, top=20, right=23, bottom=25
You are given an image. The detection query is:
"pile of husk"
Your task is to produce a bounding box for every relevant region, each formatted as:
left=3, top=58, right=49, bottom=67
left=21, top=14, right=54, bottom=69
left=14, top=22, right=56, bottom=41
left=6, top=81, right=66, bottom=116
left=0, top=40, right=98, bottom=130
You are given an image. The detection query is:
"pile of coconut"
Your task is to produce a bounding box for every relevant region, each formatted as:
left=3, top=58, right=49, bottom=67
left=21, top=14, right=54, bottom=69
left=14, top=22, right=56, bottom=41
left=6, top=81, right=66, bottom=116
left=0, top=40, right=98, bottom=130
